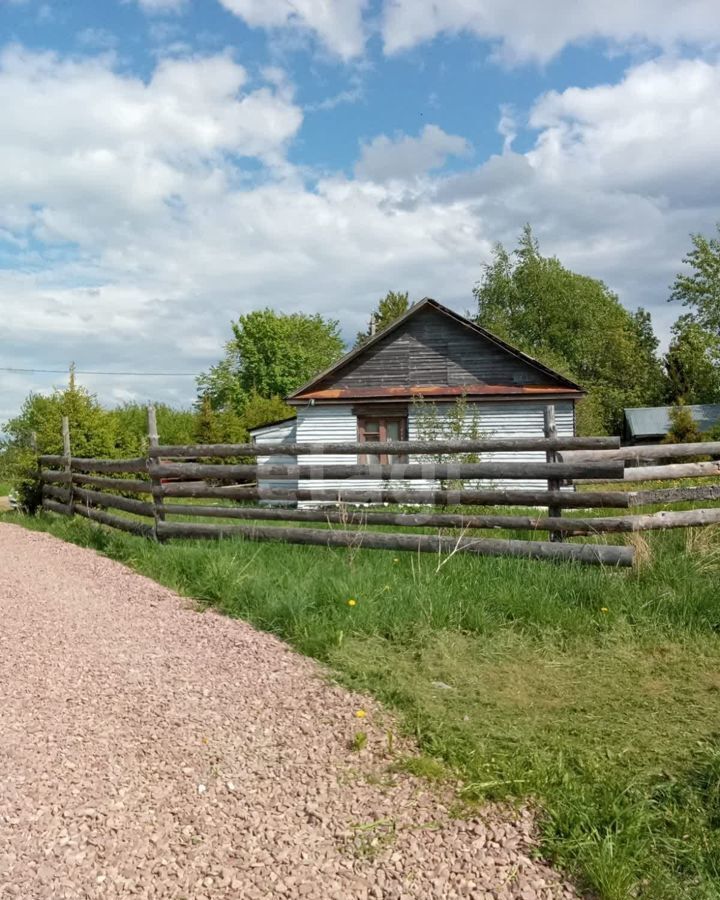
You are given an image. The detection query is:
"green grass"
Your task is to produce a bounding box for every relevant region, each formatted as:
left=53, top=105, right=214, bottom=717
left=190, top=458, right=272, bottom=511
left=0, top=481, right=12, bottom=496
left=4, top=509, right=720, bottom=899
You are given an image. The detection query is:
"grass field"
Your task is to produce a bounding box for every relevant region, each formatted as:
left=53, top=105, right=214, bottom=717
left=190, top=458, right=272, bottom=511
left=0, top=481, right=12, bottom=496
left=4, top=508, right=720, bottom=899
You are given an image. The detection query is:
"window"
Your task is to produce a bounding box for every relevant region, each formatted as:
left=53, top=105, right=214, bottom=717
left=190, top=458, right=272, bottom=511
left=357, top=414, right=407, bottom=464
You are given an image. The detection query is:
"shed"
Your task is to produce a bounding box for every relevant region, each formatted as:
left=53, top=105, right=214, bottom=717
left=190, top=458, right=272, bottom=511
left=624, top=404, right=720, bottom=444
left=250, top=297, right=586, bottom=505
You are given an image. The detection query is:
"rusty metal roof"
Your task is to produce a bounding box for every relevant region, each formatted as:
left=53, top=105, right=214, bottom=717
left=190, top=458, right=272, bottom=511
left=293, top=384, right=582, bottom=401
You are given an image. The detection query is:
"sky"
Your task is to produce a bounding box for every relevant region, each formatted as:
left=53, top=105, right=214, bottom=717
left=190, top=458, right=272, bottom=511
left=1, top=0, right=719, bottom=423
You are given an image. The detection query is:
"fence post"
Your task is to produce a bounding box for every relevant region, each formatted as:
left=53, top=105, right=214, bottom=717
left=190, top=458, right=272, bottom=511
left=147, top=405, right=165, bottom=541
left=544, top=405, right=563, bottom=542
left=62, top=416, right=75, bottom=516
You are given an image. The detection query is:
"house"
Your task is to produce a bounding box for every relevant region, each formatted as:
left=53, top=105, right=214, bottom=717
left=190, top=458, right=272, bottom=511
left=250, top=297, right=585, bottom=504
left=624, top=403, right=720, bottom=445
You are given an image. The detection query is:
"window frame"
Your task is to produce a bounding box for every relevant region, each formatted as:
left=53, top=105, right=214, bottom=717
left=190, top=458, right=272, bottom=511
left=356, top=412, right=408, bottom=464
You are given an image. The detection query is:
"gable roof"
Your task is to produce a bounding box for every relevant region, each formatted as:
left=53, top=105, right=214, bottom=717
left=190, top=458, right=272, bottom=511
left=287, top=297, right=584, bottom=403
left=625, top=403, right=720, bottom=440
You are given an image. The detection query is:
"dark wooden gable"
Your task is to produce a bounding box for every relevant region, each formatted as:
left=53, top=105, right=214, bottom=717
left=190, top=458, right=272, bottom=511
left=315, top=305, right=564, bottom=391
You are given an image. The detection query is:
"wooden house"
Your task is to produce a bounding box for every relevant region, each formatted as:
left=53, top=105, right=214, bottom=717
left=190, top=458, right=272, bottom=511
left=249, top=298, right=585, bottom=503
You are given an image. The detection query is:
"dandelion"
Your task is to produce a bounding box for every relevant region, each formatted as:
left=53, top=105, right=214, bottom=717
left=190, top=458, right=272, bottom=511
left=393, top=558, right=400, bottom=563
left=347, top=599, right=357, bottom=607
left=600, top=607, right=609, bottom=613
left=355, top=709, right=366, bottom=719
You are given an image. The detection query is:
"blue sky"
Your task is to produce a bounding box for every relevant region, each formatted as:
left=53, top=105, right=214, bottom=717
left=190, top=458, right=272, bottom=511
left=0, top=0, right=719, bottom=420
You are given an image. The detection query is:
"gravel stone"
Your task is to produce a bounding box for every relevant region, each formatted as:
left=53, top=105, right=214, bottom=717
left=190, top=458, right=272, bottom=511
left=0, top=524, right=579, bottom=899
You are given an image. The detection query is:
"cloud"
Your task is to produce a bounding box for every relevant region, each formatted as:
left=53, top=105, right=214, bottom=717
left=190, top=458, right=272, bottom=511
left=527, top=57, right=720, bottom=205
left=1, top=48, right=719, bottom=426
left=355, top=125, right=472, bottom=182
left=381, top=0, right=720, bottom=63
left=217, top=0, right=367, bottom=60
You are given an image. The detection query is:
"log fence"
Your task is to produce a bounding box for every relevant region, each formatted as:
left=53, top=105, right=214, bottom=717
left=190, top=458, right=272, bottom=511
left=38, top=406, right=720, bottom=568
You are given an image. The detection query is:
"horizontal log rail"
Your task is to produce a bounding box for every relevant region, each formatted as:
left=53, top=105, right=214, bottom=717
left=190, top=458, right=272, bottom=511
left=74, top=503, right=154, bottom=538
left=44, top=498, right=73, bottom=517
left=162, top=503, right=720, bottom=534
left=576, top=460, right=720, bottom=484
left=561, top=440, right=720, bottom=463
left=156, top=520, right=634, bottom=567
left=73, top=487, right=155, bottom=518
left=40, top=456, right=147, bottom=474
left=41, top=472, right=152, bottom=493
left=159, top=483, right=631, bottom=508
left=151, top=459, right=624, bottom=482
left=150, top=436, right=622, bottom=458
left=629, top=484, right=720, bottom=506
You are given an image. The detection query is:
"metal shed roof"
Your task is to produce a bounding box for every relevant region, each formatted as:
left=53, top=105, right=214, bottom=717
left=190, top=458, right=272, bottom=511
left=624, top=404, right=720, bottom=439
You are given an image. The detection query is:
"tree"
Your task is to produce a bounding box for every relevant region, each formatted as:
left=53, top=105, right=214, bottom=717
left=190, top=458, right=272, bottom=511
left=664, top=316, right=720, bottom=405
left=197, top=309, right=344, bottom=412
left=664, top=404, right=704, bottom=445
left=107, top=402, right=197, bottom=456
left=473, top=226, right=665, bottom=434
left=1, top=370, right=118, bottom=511
left=355, top=291, right=410, bottom=347
left=670, top=224, right=720, bottom=335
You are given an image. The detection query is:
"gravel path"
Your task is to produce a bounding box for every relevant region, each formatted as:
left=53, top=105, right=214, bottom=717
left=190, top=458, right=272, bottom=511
left=0, top=524, right=578, bottom=900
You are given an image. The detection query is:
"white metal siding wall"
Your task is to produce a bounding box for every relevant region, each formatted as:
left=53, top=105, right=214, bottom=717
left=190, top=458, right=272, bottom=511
left=253, top=420, right=298, bottom=498
left=293, top=399, right=575, bottom=505
left=408, top=400, right=574, bottom=491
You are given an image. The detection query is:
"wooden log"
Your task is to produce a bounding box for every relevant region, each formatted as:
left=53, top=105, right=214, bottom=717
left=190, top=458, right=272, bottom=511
left=147, top=405, right=165, bottom=539
left=630, top=484, right=720, bottom=506
left=151, top=459, right=624, bottom=482
left=576, top=460, right=720, bottom=484
left=156, top=520, right=634, bottom=567
left=561, top=441, right=720, bottom=463
left=42, top=484, right=72, bottom=504
left=161, top=503, right=720, bottom=535
left=43, top=498, right=73, bottom=517
left=544, top=405, right=563, bottom=542
left=74, top=503, right=155, bottom=538
left=69, top=457, right=147, bottom=474
left=62, top=415, right=74, bottom=515
left=160, top=482, right=631, bottom=508
left=41, top=470, right=73, bottom=484
left=150, top=436, right=622, bottom=458
left=73, top=487, right=155, bottom=518
left=71, top=474, right=152, bottom=493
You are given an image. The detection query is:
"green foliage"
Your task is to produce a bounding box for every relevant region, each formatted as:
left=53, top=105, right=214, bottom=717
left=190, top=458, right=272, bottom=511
left=355, top=290, right=410, bottom=347
left=412, top=395, right=487, bottom=488
left=670, top=224, right=720, bottom=335
left=664, top=405, right=705, bottom=445
left=197, top=308, right=345, bottom=411
left=107, top=402, right=197, bottom=456
left=664, top=316, right=720, bottom=405
left=474, top=226, right=665, bottom=434
left=10, top=511, right=720, bottom=899
left=2, top=373, right=118, bottom=511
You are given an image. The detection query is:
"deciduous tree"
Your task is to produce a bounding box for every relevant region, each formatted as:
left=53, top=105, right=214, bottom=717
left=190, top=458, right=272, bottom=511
left=355, top=291, right=410, bottom=347
left=198, top=309, right=344, bottom=411
left=473, top=226, right=665, bottom=434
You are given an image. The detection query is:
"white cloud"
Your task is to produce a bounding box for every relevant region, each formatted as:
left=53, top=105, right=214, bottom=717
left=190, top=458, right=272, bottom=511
left=527, top=57, right=720, bottom=204
left=355, top=125, right=472, bottom=182
left=381, top=0, right=720, bottom=63
left=1, top=48, right=719, bottom=426
left=217, top=0, right=367, bottom=60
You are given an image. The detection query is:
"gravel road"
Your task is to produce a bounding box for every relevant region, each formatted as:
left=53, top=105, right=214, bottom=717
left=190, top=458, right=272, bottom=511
left=0, top=524, right=578, bottom=900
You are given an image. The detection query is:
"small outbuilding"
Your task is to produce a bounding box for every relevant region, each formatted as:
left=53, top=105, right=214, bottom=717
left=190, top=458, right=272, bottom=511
left=250, top=297, right=586, bottom=504
left=624, top=404, right=720, bottom=445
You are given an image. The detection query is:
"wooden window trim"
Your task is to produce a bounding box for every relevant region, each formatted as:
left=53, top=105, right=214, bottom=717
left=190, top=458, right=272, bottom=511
left=357, top=414, right=408, bottom=464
